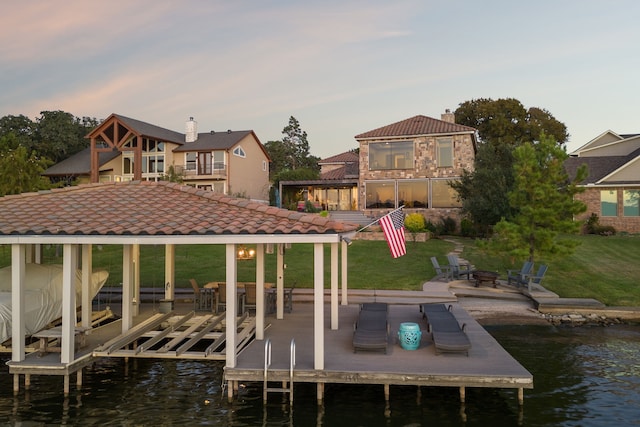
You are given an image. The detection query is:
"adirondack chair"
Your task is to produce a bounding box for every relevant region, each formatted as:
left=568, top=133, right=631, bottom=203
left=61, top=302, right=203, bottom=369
left=524, top=265, right=548, bottom=292
left=507, top=261, right=534, bottom=286
left=430, top=257, right=452, bottom=281
left=447, top=254, right=473, bottom=280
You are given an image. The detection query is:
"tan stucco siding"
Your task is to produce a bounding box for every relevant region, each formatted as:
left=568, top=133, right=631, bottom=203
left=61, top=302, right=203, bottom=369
left=228, top=135, right=270, bottom=202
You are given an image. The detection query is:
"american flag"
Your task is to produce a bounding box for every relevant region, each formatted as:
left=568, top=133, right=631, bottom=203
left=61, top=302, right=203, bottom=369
left=378, top=208, right=406, bottom=258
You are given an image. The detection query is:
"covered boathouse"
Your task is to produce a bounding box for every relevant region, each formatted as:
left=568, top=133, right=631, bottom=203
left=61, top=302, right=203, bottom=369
left=0, top=181, right=532, bottom=404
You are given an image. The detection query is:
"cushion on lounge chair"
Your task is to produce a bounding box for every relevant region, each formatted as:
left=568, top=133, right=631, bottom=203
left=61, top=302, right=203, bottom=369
left=353, top=307, right=389, bottom=353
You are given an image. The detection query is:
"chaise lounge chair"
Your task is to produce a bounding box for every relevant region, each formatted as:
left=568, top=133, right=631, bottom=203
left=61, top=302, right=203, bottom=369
left=421, top=304, right=471, bottom=356
left=353, top=304, right=389, bottom=354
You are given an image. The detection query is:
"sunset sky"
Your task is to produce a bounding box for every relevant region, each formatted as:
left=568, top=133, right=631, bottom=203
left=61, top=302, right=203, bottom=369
left=1, top=1, right=638, bottom=157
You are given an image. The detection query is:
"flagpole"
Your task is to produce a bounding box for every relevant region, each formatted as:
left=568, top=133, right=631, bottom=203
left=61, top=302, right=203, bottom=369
left=356, top=205, right=405, bottom=232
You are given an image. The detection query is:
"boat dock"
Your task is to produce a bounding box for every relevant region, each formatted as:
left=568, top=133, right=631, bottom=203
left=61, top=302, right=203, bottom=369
left=224, top=301, right=533, bottom=405
left=5, top=284, right=534, bottom=405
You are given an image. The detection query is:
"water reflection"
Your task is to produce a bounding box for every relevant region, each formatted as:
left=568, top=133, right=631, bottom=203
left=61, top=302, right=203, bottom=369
left=0, top=324, right=639, bottom=426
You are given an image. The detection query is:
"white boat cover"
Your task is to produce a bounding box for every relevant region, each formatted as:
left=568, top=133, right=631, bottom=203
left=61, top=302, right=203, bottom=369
left=0, top=264, right=108, bottom=343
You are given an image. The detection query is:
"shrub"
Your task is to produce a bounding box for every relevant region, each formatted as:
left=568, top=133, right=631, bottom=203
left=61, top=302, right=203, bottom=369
left=460, top=218, right=475, bottom=237
left=584, top=213, right=616, bottom=236
left=438, top=216, right=457, bottom=235
left=404, top=213, right=426, bottom=233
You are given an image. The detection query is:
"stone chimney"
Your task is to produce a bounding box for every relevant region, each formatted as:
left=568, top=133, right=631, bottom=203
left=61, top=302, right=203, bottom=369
left=441, top=109, right=455, bottom=124
left=185, top=117, right=198, bottom=142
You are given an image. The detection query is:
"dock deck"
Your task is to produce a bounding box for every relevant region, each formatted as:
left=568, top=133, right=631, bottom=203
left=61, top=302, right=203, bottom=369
left=225, top=302, right=533, bottom=404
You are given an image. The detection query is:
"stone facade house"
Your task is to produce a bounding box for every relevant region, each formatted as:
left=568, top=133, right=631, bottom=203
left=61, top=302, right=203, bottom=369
left=565, top=130, right=640, bottom=233
left=43, top=114, right=271, bottom=203
left=355, top=111, right=477, bottom=224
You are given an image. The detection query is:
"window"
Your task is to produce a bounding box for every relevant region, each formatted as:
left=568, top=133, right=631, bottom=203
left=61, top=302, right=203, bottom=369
left=185, top=153, right=196, bottom=171
left=623, top=190, right=640, bottom=216
left=233, top=146, right=246, bottom=158
left=368, top=141, right=413, bottom=170
left=601, top=190, right=617, bottom=216
left=213, top=151, right=225, bottom=172
left=263, top=160, right=267, bottom=172
left=365, top=181, right=395, bottom=209
left=398, top=180, right=428, bottom=208
left=436, top=137, right=453, bottom=167
left=431, top=179, right=462, bottom=208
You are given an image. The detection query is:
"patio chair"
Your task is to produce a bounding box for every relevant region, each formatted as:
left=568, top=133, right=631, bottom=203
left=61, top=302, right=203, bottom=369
left=430, top=257, right=452, bottom=281
left=507, top=261, right=534, bottom=286
left=447, top=254, right=474, bottom=280
left=525, top=264, right=548, bottom=292
left=243, top=283, right=257, bottom=313
left=189, top=279, right=207, bottom=311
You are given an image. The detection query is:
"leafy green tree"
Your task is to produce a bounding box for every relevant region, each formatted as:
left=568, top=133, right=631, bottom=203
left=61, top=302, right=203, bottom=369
left=0, top=114, right=35, bottom=149
left=265, top=116, right=320, bottom=179
left=452, top=98, right=570, bottom=236
left=34, top=110, right=98, bottom=163
left=0, top=136, right=52, bottom=196
left=488, top=135, right=587, bottom=262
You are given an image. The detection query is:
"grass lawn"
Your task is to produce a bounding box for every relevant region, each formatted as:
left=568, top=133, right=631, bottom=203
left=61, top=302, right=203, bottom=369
left=1, top=234, right=638, bottom=306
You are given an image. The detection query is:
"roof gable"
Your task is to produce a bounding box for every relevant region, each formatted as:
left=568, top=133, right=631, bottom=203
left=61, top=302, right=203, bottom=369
left=87, top=114, right=185, bottom=145
left=355, top=115, right=476, bottom=140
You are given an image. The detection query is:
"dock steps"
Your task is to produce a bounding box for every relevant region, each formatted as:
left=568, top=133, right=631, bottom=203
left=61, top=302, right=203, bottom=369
left=263, top=338, right=295, bottom=404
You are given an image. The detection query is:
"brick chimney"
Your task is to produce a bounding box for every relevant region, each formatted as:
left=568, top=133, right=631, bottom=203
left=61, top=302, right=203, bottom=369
left=441, top=109, right=455, bottom=123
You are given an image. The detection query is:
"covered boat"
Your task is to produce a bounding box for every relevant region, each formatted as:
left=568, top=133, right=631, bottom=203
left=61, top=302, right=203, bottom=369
left=0, top=264, right=108, bottom=343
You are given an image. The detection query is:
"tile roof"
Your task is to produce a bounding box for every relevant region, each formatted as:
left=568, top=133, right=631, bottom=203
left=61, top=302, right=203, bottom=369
left=0, top=181, right=359, bottom=237
left=319, top=151, right=359, bottom=164
left=320, top=163, right=359, bottom=181
left=355, top=115, right=476, bottom=139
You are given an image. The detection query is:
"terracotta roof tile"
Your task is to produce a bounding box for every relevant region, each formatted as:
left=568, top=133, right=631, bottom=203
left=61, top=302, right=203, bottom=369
left=355, top=115, right=476, bottom=139
left=0, top=181, right=359, bottom=236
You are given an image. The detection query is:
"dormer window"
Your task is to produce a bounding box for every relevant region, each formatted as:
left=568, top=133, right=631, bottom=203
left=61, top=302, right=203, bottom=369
left=233, top=146, right=246, bottom=158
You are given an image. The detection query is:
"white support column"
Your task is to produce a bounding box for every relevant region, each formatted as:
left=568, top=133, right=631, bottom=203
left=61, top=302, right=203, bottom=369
left=81, top=244, right=92, bottom=329
left=11, top=244, right=26, bottom=362
left=164, top=244, right=175, bottom=301
left=276, top=244, right=284, bottom=319
left=132, top=244, right=140, bottom=317
left=122, top=245, right=133, bottom=333
left=225, top=244, right=238, bottom=368
left=330, top=242, right=339, bottom=330
left=34, top=244, right=43, bottom=264
left=341, top=240, right=349, bottom=305
left=313, top=242, right=324, bottom=370
left=255, top=244, right=265, bottom=340
left=61, top=244, right=77, bottom=364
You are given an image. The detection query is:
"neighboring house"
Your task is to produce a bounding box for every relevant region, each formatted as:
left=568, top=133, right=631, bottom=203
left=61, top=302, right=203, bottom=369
left=565, top=130, right=640, bottom=233
left=43, top=114, right=271, bottom=202
left=355, top=111, right=477, bottom=223
left=279, top=150, right=359, bottom=211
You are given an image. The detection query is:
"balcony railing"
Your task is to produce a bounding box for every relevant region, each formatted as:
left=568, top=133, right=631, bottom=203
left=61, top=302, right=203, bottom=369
left=173, top=164, right=227, bottom=177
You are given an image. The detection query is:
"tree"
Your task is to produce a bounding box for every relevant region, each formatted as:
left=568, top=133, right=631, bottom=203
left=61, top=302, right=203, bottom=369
left=487, top=134, right=587, bottom=262
left=34, top=110, right=98, bottom=163
left=0, top=135, right=51, bottom=196
left=265, top=116, right=320, bottom=179
left=0, top=114, right=36, bottom=149
left=452, top=98, right=570, bottom=236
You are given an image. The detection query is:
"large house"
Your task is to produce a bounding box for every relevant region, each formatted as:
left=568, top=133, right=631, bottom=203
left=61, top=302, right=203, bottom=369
left=355, top=111, right=477, bottom=223
left=43, top=114, right=271, bottom=203
left=565, top=130, right=640, bottom=233
left=279, top=111, right=478, bottom=225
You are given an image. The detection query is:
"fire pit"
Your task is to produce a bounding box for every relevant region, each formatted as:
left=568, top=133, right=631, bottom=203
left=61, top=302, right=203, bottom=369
left=472, top=270, right=499, bottom=288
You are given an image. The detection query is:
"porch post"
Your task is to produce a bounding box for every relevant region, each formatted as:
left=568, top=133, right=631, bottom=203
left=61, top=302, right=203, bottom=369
left=11, top=244, right=26, bottom=362
left=164, top=244, right=175, bottom=301
left=313, top=242, right=324, bottom=370
left=122, top=245, right=133, bottom=332
left=330, top=242, right=338, bottom=330
left=225, top=244, right=238, bottom=368
left=61, top=244, right=77, bottom=364
left=276, top=244, right=284, bottom=319
left=255, top=244, right=265, bottom=340
left=81, top=244, right=92, bottom=329
left=341, top=240, right=349, bottom=305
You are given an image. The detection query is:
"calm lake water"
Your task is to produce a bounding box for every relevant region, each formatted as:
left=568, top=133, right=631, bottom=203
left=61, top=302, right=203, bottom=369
left=1, top=324, right=639, bottom=426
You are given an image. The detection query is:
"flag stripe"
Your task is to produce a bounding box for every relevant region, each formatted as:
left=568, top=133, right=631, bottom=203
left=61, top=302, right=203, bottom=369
left=379, top=208, right=406, bottom=258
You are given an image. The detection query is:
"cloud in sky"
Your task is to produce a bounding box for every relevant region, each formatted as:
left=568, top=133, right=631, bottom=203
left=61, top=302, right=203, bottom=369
left=1, top=1, right=639, bottom=157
